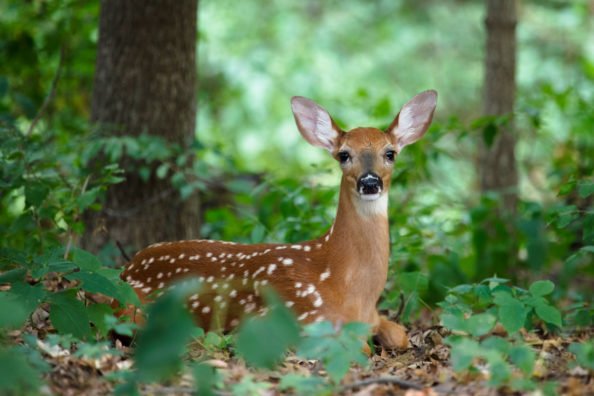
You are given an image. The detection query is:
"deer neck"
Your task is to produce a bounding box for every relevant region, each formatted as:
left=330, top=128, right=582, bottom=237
left=323, top=179, right=390, bottom=297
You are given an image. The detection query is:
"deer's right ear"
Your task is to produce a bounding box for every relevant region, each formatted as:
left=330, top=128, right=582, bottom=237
left=291, top=96, right=341, bottom=152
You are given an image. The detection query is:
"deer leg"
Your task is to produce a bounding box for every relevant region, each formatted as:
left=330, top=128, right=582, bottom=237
left=373, top=313, right=408, bottom=350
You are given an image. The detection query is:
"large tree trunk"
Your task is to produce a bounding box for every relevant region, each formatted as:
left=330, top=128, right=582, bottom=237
left=480, top=0, right=518, bottom=213
left=83, top=0, right=200, bottom=257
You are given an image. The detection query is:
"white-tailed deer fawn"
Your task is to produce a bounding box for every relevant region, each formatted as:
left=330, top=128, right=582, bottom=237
left=120, top=90, right=437, bottom=350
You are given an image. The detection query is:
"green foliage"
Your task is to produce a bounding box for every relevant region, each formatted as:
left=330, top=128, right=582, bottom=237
left=440, top=277, right=563, bottom=336
left=296, top=321, right=370, bottom=384
left=440, top=277, right=568, bottom=391
left=446, top=336, right=540, bottom=390
left=0, top=346, right=45, bottom=394
left=236, top=290, right=300, bottom=369
left=569, top=341, right=594, bottom=371
left=133, top=281, right=202, bottom=383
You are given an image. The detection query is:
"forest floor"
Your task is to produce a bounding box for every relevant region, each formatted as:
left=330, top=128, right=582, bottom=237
left=13, top=305, right=594, bottom=396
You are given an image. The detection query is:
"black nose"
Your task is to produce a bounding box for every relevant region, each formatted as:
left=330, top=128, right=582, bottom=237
left=357, top=172, right=383, bottom=195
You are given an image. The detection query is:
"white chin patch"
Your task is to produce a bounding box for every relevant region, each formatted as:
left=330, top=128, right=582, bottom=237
left=355, top=193, right=388, bottom=217
left=360, top=193, right=381, bottom=201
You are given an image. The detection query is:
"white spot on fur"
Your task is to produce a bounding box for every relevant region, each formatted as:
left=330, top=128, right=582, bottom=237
left=291, top=245, right=302, bottom=250
left=252, top=266, right=266, bottom=278
left=313, top=294, right=323, bottom=307
left=157, top=272, right=163, bottom=279
left=295, top=282, right=302, bottom=288
left=202, top=306, right=210, bottom=314
left=207, top=276, right=214, bottom=283
left=320, top=269, right=331, bottom=281
left=230, top=290, right=237, bottom=298
left=141, top=287, right=152, bottom=293
left=282, top=258, right=294, bottom=266
left=285, top=301, right=294, bottom=307
left=178, top=253, right=185, bottom=259
left=303, top=245, right=311, bottom=252
left=298, top=312, right=309, bottom=320
left=192, top=301, right=200, bottom=308
left=267, top=264, right=277, bottom=275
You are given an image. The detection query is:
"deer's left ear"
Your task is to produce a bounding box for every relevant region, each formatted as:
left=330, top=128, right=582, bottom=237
left=387, top=90, right=437, bottom=152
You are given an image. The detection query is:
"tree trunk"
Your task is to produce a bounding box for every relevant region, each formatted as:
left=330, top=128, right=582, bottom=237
left=83, top=0, right=200, bottom=257
left=480, top=0, right=518, bottom=213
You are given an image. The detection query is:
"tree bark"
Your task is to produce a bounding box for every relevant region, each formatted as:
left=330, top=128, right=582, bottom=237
left=83, top=0, right=200, bottom=256
left=480, top=0, right=518, bottom=213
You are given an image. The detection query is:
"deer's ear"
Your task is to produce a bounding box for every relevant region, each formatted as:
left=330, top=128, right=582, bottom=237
left=291, top=96, right=342, bottom=152
left=387, top=90, right=437, bottom=152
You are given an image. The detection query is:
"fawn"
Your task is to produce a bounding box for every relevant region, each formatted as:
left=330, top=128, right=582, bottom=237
left=120, top=90, right=437, bottom=350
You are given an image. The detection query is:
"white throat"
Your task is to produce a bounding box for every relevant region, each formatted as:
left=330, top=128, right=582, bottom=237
left=355, top=193, right=388, bottom=217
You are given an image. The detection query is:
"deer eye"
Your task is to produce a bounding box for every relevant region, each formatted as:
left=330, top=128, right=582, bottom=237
left=385, top=150, right=396, bottom=162
left=337, top=151, right=351, bottom=164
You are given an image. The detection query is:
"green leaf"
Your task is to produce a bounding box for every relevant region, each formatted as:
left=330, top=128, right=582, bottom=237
left=397, top=271, right=429, bottom=294
left=86, top=303, right=113, bottom=337
left=509, top=344, right=536, bottom=375
left=0, top=292, right=29, bottom=329
left=0, top=347, right=43, bottom=393
left=193, top=363, right=222, bottom=396
left=578, top=181, right=594, bottom=198
left=441, top=312, right=467, bottom=333
left=236, top=291, right=300, bottom=369
left=71, top=249, right=101, bottom=271
left=467, top=313, right=496, bottom=337
left=497, top=299, right=527, bottom=334
left=48, top=290, right=93, bottom=339
left=134, top=290, right=197, bottom=382
left=529, top=280, right=555, bottom=297
left=493, top=291, right=528, bottom=334
left=0, top=268, right=26, bottom=283
left=10, top=282, right=47, bottom=316
left=77, top=187, right=102, bottom=211
left=66, top=270, right=122, bottom=300
left=569, top=342, right=594, bottom=370
left=25, top=182, right=50, bottom=208
left=447, top=337, right=481, bottom=371
left=534, top=304, right=563, bottom=328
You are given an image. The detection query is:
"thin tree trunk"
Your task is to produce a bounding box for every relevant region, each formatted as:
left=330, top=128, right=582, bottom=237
left=480, top=0, right=518, bottom=213
left=83, top=0, right=200, bottom=257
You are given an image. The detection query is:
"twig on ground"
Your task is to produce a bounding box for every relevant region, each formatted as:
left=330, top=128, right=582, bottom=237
left=342, top=375, right=424, bottom=391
